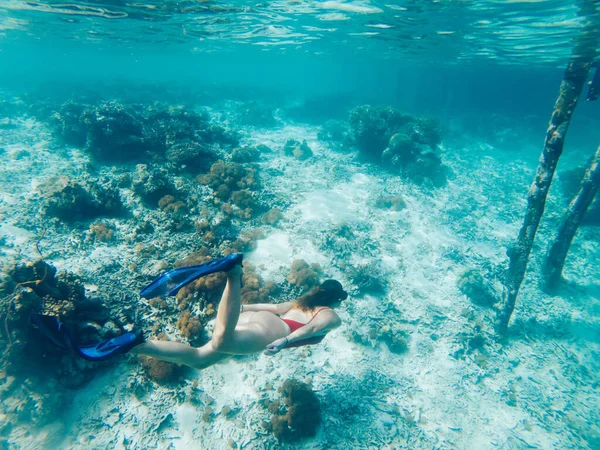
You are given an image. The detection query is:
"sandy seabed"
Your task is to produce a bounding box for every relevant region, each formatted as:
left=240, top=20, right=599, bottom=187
left=1, top=104, right=599, bottom=450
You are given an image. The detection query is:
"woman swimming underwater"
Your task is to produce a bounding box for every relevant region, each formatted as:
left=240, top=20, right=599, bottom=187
left=31, top=254, right=348, bottom=370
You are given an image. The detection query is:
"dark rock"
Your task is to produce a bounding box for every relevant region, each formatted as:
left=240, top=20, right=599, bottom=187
left=44, top=178, right=125, bottom=222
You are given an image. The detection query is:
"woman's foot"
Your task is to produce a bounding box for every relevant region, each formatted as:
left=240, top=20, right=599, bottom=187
left=227, top=264, right=243, bottom=277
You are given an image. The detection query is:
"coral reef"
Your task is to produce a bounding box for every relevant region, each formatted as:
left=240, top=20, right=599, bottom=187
left=49, top=101, right=88, bottom=146
left=198, top=161, right=261, bottom=219
left=268, top=379, right=322, bottom=443
left=48, top=100, right=238, bottom=163
left=158, top=195, right=181, bottom=212
left=240, top=263, right=278, bottom=304
left=140, top=334, right=183, bottom=383
left=88, top=222, right=115, bottom=242
left=282, top=139, right=313, bottom=160
left=228, top=229, right=265, bottom=254
left=145, top=104, right=210, bottom=149
left=165, top=140, right=217, bottom=172
left=157, top=195, right=192, bottom=232
left=287, top=260, right=321, bottom=292
left=44, top=178, right=124, bottom=222
left=230, top=189, right=256, bottom=210
left=348, top=105, right=447, bottom=186
left=457, top=269, right=497, bottom=307
left=198, top=160, right=258, bottom=193
left=83, top=102, right=148, bottom=161
left=230, top=145, right=270, bottom=163
left=0, top=257, right=122, bottom=434
left=132, top=164, right=176, bottom=206
left=349, top=105, right=412, bottom=159
left=378, top=325, right=410, bottom=354
left=347, top=262, right=387, bottom=295
left=140, top=356, right=182, bottom=383
left=176, top=310, right=203, bottom=344
left=261, top=208, right=284, bottom=226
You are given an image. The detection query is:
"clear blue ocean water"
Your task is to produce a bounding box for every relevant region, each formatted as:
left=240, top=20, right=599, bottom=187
left=1, top=1, right=599, bottom=449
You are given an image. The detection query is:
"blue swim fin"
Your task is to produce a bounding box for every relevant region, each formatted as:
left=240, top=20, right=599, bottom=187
left=73, top=329, right=144, bottom=361
left=140, top=253, right=243, bottom=299
left=30, top=313, right=144, bottom=362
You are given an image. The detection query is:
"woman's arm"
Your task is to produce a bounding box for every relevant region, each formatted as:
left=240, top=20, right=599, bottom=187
left=286, top=310, right=341, bottom=345
left=265, top=310, right=342, bottom=355
left=241, top=302, right=293, bottom=314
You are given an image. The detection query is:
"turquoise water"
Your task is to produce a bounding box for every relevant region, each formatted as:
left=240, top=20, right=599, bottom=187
left=1, top=1, right=600, bottom=449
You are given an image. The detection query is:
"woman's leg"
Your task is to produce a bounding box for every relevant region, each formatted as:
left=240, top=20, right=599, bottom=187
left=211, top=265, right=243, bottom=351
left=131, top=264, right=244, bottom=368
left=131, top=340, right=231, bottom=370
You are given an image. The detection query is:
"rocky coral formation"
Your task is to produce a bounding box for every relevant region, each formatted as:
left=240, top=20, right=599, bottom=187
left=287, top=260, right=321, bottom=292
left=198, top=160, right=261, bottom=219
left=158, top=195, right=185, bottom=214
left=378, top=325, right=410, bottom=354
left=227, top=229, right=265, bottom=254
left=88, top=222, right=115, bottom=242
left=132, top=164, right=176, bottom=206
left=349, top=105, right=447, bottom=186
left=267, top=379, right=322, bottom=443
left=230, top=144, right=270, bottom=163
left=50, top=101, right=88, bottom=146
left=176, top=310, right=203, bottom=345
left=349, top=105, right=412, bottom=159
left=0, top=259, right=125, bottom=432
left=261, top=208, right=284, bottom=226
left=1, top=260, right=109, bottom=357
left=82, top=102, right=149, bottom=161
left=240, top=263, right=278, bottom=304
left=166, top=140, right=217, bottom=173
left=347, top=262, right=387, bottom=295
left=49, top=101, right=237, bottom=163
left=457, top=269, right=497, bottom=307
left=44, top=178, right=124, bottom=222
left=282, top=139, right=313, bottom=160
left=140, top=356, right=182, bottom=384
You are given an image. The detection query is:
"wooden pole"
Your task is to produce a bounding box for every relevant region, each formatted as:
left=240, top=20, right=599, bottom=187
left=543, top=145, right=600, bottom=291
left=495, top=31, right=598, bottom=334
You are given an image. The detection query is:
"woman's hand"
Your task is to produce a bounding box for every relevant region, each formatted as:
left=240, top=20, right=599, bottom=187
left=264, top=337, right=288, bottom=356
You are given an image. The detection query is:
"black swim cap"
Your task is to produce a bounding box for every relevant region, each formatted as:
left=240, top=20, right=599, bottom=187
left=321, top=279, right=348, bottom=301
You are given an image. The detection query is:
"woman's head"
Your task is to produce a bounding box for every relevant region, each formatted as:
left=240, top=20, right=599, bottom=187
left=294, top=279, right=348, bottom=311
